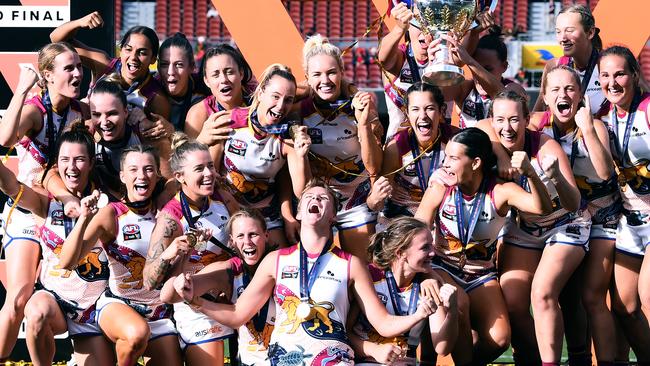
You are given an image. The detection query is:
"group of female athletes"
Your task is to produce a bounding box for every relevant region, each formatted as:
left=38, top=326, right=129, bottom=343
left=0, top=2, right=647, bottom=366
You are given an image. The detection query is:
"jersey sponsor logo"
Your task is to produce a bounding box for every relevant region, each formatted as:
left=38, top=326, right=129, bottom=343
left=228, top=139, right=248, bottom=156
left=260, top=151, right=279, bottom=162
left=307, top=128, right=323, bottom=144
left=51, top=209, right=65, bottom=226
left=442, top=203, right=457, bottom=219
left=336, top=129, right=357, bottom=141
left=281, top=265, right=298, bottom=279
left=122, top=224, right=142, bottom=241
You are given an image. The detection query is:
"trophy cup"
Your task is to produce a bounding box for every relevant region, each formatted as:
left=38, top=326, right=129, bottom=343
left=415, top=0, right=479, bottom=86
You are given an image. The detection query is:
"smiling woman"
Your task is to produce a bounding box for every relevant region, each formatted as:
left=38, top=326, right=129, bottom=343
left=0, top=42, right=88, bottom=361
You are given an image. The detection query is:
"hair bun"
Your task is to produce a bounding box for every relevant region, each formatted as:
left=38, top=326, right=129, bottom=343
left=303, top=34, right=330, bottom=57
left=173, top=32, right=187, bottom=40
left=170, top=131, right=190, bottom=150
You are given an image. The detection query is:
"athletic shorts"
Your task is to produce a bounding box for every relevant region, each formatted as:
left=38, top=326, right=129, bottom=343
left=174, top=302, right=234, bottom=350
left=588, top=196, right=622, bottom=241
left=431, top=259, right=497, bottom=293
left=336, top=203, right=377, bottom=231
left=35, top=288, right=102, bottom=337
left=2, top=201, right=39, bottom=249
left=95, top=290, right=176, bottom=340
left=616, top=209, right=650, bottom=258
left=502, top=210, right=591, bottom=251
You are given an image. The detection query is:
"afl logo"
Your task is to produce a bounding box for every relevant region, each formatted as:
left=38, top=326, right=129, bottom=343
left=442, top=204, right=456, bottom=220
left=228, top=139, right=248, bottom=156
left=377, top=293, right=388, bottom=305
left=51, top=210, right=65, bottom=226
left=122, top=224, right=142, bottom=241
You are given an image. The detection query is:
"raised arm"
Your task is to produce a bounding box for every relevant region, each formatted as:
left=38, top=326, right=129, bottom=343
left=350, top=255, right=435, bottom=338
left=192, top=110, right=232, bottom=168
left=539, top=135, right=581, bottom=212
left=366, top=139, right=400, bottom=212
left=353, top=92, right=384, bottom=178
left=0, top=67, right=41, bottom=147
left=60, top=192, right=113, bottom=269
left=49, top=12, right=111, bottom=76
left=283, top=125, right=312, bottom=197
left=575, top=96, right=614, bottom=180
left=377, top=2, right=411, bottom=75
left=496, top=151, right=553, bottom=216
left=143, top=212, right=189, bottom=291
left=428, top=284, right=459, bottom=356
left=185, top=251, right=278, bottom=328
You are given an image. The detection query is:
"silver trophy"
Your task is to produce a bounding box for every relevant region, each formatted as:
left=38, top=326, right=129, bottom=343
left=415, top=0, right=478, bottom=86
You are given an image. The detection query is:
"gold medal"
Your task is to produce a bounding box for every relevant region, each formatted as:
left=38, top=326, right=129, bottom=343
left=186, top=232, right=198, bottom=248
left=288, top=125, right=302, bottom=139
left=615, top=164, right=627, bottom=192
left=296, top=301, right=313, bottom=322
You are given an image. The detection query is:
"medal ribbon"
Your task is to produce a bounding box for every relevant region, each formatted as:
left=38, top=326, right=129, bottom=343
left=242, top=268, right=270, bottom=333
left=179, top=190, right=237, bottom=257
left=455, top=179, right=487, bottom=249
left=612, top=94, right=641, bottom=168
left=42, top=89, right=70, bottom=162
left=551, top=116, right=578, bottom=168
left=248, top=108, right=297, bottom=137
left=384, top=270, right=420, bottom=316
left=299, top=240, right=333, bottom=301
left=409, top=130, right=440, bottom=192
left=518, top=131, right=532, bottom=189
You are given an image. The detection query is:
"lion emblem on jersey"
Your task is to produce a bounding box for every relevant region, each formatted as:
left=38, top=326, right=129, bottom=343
left=225, top=166, right=271, bottom=203
left=279, top=296, right=334, bottom=335
left=622, top=161, right=650, bottom=194
left=106, top=242, right=146, bottom=290
left=310, top=154, right=364, bottom=184
left=75, top=247, right=109, bottom=281
left=245, top=322, right=274, bottom=351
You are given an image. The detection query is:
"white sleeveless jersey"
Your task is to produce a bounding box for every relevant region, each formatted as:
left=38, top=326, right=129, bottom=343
left=540, top=118, right=620, bottom=223
left=231, top=257, right=276, bottom=365
left=39, top=199, right=109, bottom=323
left=222, top=108, right=286, bottom=218
left=435, top=179, right=506, bottom=277
left=15, top=95, right=84, bottom=186
left=388, top=126, right=454, bottom=216
left=163, top=192, right=234, bottom=327
left=269, top=245, right=354, bottom=365
left=384, top=45, right=427, bottom=139
left=102, top=202, right=171, bottom=320
left=458, top=88, right=491, bottom=129
left=300, top=98, right=372, bottom=212
left=351, top=264, right=424, bottom=365
left=604, top=93, right=650, bottom=211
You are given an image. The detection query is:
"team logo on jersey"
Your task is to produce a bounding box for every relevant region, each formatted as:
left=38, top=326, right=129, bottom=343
left=51, top=209, right=65, bottom=226
left=400, top=68, right=414, bottom=84
left=228, top=139, right=248, bottom=156
left=122, top=224, right=142, bottom=241
left=275, top=285, right=347, bottom=342
left=404, top=163, right=417, bottom=177
left=307, top=128, right=323, bottom=144
left=281, top=265, right=298, bottom=279
left=442, top=204, right=457, bottom=219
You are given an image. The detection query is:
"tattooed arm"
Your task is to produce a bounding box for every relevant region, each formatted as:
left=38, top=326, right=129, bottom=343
left=143, top=213, right=189, bottom=291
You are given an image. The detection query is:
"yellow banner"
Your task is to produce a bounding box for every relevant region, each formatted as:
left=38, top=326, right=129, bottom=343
left=522, top=44, right=564, bottom=70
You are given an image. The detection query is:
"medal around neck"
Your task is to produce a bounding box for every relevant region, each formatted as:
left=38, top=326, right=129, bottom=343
left=96, top=193, right=109, bottom=209
left=296, top=300, right=315, bottom=322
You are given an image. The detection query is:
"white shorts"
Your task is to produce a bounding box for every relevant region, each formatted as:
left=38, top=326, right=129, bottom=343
left=616, top=209, right=650, bottom=258
left=336, top=203, right=377, bottom=230
left=174, top=302, right=234, bottom=350
left=95, top=291, right=177, bottom=340
left=1, top=201, right=39, bottom=249
left=431, top=261, right=497, bottom=293
left=587, top=196, right=621, bottom=241
left=502, top=210, right=591, bottom=251
left=35, top=289, right=102, bottom=337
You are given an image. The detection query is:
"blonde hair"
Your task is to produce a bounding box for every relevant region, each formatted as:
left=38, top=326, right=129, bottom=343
left=169, top=132, right=209, bottom=173
left=302, top=34, right=344, bottom=73
left=37, top=42, right=77, bottom=89
left=251, top=63, right=296, bottom=109
left=368, top=217, right=429, bottom=270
